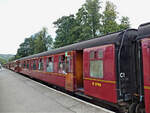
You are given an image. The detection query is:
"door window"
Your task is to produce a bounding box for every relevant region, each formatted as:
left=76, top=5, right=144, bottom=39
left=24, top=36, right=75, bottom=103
left=90, top=50, right=103, bottom=78
left=47, top=57, right=54, bottom=72
left=38, top=59, right=43, bottom=70
left=66, top=56, right=73, bottom=73
left=58, top=55, right=66, bottom=74
left=90, top=60, right=103, bottom=78
left=33, top=60, right=36, bottom=70
left=27, top=61, right=29, bottom=69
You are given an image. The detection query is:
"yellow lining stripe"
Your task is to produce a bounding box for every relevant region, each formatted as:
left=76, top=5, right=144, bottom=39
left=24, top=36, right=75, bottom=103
left=22, top=69, right=116, bottom=83
left=84, top=77, right=116, bottom=84
left=144, top=86, right=150, bottom=90
left=32, top=70, right=66, bottom=77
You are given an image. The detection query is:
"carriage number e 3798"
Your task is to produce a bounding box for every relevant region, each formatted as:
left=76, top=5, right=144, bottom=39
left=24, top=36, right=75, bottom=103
left=92, top=82, right=102, bottom=87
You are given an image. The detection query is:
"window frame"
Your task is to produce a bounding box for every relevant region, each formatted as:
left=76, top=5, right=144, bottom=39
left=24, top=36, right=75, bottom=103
left=58, top=55, right=66, bottom=74
left=33, top=59, right=37, bottom=70
left=66, top=55, right=73, bottom=73
left=23, top=61, right=26, bottom=68
left=30, top=60, right=33, bottom=70
left=98, top=49, right=103, bottom=58
left=46, top=56, right=54, bottom=72
left=27, top=60, right=29, bottom=69
left=38, top=58, right=44, bottom=71
left=89, top=49, right=104, bottom=79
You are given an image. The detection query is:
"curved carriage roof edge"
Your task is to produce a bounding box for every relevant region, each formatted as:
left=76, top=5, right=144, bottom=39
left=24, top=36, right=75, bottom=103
left=137, top=22, right=150, bottom=40
left=18, top=29, right=137, bottom=61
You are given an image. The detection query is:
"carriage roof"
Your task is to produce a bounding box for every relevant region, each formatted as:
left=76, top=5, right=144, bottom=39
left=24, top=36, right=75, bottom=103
left=18, top=29, right=137, bottom=61
left=137, top=22, right=150, bottom=40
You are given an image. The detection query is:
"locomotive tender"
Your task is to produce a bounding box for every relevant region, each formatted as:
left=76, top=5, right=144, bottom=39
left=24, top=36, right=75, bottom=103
left=5, top=22, right=150, bottom=113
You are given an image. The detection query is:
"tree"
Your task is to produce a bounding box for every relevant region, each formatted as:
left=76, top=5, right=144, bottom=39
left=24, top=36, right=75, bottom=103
left=53, top=0, right=102, bottom=48
left=16, top=36, right=35, bottom=58
left=34, top=27, right=53, bottom=53
left=119, top=16, right=130, bottom=30
left=0, top=58, right=6, bottom=64
left=13, top=0, right=131, bottom=60
left=74, top=5, right=92, bottom=42
left=101, top=1, right=119, bottom=35
left=17, top=40, right=30, bottom=57
left=85, top=0, right=101, bottom=38
left=16, top=27, right=53, bottom=58
left=53, top=15, right=77, bottom=48
left=34, top=33, right=46, bottom=54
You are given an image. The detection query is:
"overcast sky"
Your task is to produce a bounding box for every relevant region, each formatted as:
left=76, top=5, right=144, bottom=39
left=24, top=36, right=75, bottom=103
left=0, top=0, right=150, bottom=54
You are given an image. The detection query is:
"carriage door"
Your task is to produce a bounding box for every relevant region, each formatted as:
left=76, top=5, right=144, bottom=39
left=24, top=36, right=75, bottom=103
left=75, top=50, right=83, bottom=91
left=141, top=38, right=150, bottom=113
left=65, top=51, right=74, bottom=91
left=65, top=51, right=83, bottom=92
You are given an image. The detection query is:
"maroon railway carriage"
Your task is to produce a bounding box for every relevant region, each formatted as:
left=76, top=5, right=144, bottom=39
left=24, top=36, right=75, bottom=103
left=13, top=29, right=138, bottom=112
left=136, top=23, right=150, bottom=113
left=8, top=60, right=18, bottom=71
left=83, top=30, right=139, bottom=111
left=18, top=51, right=81, bottom=90
left=5, top=62, right=10, bottom=69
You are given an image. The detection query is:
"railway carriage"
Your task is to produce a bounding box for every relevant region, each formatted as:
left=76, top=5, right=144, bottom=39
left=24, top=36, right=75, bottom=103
left=6, top=21, right=150, bottom=112
left=7, top=60, right=19, bottom=72
left=83, top=30, right=139, bottom=110
left=10, top=29, right=139, bottom=112
left=136, top=23, right=150, bottom=113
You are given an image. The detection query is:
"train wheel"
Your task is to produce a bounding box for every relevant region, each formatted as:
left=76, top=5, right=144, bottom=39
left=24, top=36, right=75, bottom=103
left=129, top=103, right=137, bottom=113
left=135, top=103, right=145, bottom=113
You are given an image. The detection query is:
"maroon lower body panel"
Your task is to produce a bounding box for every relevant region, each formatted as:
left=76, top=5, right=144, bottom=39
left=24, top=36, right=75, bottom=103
left=84, top=79, right=117, bottom=103
left=20, top=69, right=65, bottom=88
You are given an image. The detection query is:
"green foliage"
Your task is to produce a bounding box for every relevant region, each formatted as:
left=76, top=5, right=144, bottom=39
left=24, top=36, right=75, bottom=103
left=53, top=15, right=77, bottom=48
left=75, top=5, right=93, bottom=41
left=14, top=0, right=131, bottom=59
left=119, top=16, right=130, bottom=30
left=101, top=1, right=119, bottom=35
left=34, top=28, right=52, bottom=53
left=16, top=37, right=34, bottom=58
left=0, top=57, right=7, bottom=64
left=16, top=27, right=53, bottom=58
left=85, top=0, right=101, bottom=38
left=101, top=1, right=130, bottom=35
left=0, top=54, right=14, bottom=61
left=8, top=54, right=21, bottom=62
left=53, top=0, right=131, bottom=48
left=54, top=0, right=101, bottom=48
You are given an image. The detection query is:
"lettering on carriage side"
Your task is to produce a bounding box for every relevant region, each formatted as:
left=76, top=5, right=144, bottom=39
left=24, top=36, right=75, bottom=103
left=92, top=82, right=102, bottom=87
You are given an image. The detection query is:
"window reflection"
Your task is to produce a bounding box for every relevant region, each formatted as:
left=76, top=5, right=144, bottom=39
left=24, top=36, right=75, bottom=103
left=38, top=59, right=43, bottom=70
left=90, top=60, right=103, bottom=78
left=47, top=57, right=54, bottom=72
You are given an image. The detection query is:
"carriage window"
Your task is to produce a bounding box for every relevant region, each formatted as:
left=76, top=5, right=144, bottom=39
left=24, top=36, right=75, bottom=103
left=47, top=57, right=54, bottom=72
left=58, top=55, right=66, bottom=74
left=66, top=56, right=72, bottom=73
left=90, top=60, right=103, bottom=78
left=38, top=59, right=43, bottom=70
left=24, top=61, right=26, bottom=68
left=33, top=60, right=36, bottom=70
left=90, top=51, right=95, bottom=59
left=19, top=63, right=21, bottom=68
left=27, top=61, right=29, bottom=69
left=31, top=61, right=33, bottom=69
left=98, top=50, right=103, bottom=58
